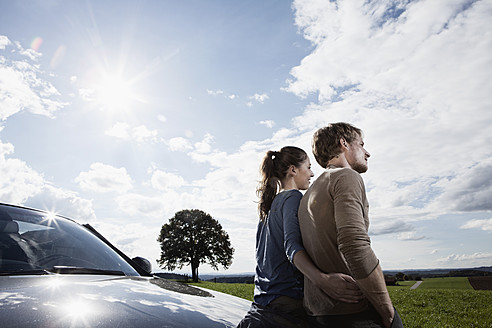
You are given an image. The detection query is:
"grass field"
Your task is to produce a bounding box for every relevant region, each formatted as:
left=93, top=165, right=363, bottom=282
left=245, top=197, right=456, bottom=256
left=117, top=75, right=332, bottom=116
left=190, top=277, right=492, bottom=328
left=395, top=280, right=416, bottom=287
left=419, top=277, right=473, bottom=290
left=393, top=277, right=473, bottom=290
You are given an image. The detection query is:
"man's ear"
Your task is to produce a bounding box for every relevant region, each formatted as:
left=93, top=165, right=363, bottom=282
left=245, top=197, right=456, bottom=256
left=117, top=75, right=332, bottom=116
left=340, top=138, right=349, bottom=150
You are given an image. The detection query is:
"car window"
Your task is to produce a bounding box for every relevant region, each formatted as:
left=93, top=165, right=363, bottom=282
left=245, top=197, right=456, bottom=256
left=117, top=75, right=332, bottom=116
left=0, top=205, right=139, bottom=276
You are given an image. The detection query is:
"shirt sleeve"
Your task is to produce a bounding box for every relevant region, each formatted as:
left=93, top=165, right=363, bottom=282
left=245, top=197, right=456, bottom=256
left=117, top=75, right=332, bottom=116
left=333, top=169, right=379, bottom=279
left=282, top=190, right=305, bottom=264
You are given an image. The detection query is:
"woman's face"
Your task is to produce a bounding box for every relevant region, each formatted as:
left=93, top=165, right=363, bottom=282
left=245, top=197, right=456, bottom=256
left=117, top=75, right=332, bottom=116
left=294, top=158, right=314, bottom=190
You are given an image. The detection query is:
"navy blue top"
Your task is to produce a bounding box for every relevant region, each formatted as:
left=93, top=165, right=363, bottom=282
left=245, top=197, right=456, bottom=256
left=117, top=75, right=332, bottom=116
left=253, top=190, right=305, bottom=306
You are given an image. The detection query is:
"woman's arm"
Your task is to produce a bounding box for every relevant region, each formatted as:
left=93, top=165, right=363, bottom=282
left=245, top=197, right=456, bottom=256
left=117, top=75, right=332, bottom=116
left=293, top=250, right=363, bottom=303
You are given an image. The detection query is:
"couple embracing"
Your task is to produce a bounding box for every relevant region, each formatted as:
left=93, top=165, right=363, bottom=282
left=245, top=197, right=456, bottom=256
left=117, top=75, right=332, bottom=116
left=238, top=122, right=404, bottom=328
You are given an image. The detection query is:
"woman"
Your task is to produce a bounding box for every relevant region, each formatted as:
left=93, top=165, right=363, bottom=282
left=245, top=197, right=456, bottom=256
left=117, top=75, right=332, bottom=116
left=254, top=146, right=314, bottom=325
left=237, top=146, right=363, bottom=328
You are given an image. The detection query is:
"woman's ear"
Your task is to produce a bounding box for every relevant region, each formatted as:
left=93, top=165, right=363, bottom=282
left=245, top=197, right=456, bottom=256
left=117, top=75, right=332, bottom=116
left=288, top=165, right=297, bottom=176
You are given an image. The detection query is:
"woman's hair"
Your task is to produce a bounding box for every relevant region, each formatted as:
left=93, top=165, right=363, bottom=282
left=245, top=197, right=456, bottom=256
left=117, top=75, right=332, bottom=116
left=256, top=146, right=308, bottom=222
left=312, top=122, right=362, bottom=168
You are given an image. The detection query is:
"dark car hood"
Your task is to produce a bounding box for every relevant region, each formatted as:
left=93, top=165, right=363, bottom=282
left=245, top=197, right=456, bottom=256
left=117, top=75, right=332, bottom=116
left=0, top=274, right=250, bottom=327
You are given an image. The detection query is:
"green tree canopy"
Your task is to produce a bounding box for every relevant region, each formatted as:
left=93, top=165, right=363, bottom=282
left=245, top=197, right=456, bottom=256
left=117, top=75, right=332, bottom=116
left=157, top=209, right=234, bottom=282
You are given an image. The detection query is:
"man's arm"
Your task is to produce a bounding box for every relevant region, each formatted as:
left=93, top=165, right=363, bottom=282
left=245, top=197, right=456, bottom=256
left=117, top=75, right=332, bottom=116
left=293, top=250, right=363, bottom=304
left=356, top=263, right=394, bottom=328
left=334, top=170, right=394, bottom=327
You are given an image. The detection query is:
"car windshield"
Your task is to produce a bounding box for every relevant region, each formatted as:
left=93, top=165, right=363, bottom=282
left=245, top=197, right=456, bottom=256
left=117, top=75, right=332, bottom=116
left=0, top=204, right=139, bottom=276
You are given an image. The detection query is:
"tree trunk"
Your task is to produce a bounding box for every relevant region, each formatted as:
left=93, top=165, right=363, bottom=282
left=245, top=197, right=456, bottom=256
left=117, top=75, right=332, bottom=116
left=191, top=261, right=199, bottom=282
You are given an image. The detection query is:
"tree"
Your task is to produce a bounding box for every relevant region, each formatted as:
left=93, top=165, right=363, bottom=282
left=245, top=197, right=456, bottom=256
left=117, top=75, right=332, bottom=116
left=157, top=209, right=234, bottom=282
left=395, top=272, right=405, bottom=281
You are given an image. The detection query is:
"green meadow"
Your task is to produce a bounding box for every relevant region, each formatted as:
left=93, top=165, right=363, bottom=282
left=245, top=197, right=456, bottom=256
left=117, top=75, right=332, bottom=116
left=190, top=277, right=492, bottom=328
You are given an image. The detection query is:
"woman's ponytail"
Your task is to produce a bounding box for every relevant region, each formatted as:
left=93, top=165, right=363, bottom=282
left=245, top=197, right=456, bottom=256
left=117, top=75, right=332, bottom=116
left=256, top=147, right=307, bottom=221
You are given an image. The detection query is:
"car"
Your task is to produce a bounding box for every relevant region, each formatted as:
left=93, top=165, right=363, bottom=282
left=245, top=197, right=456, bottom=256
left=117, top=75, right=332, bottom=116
left=0, top=202, right=250, bottom=327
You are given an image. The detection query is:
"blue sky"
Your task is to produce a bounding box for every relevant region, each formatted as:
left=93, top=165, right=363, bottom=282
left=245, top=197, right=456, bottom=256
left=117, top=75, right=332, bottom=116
left=1, top=0, right=491, bottom=275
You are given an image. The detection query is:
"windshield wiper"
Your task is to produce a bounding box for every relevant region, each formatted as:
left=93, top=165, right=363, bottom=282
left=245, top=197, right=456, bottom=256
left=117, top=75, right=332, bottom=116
left=0, top=269, right=52, bottom=276
left=0, top=267, right=126, bottom=276
left=47, top=266, right=126, bottom=276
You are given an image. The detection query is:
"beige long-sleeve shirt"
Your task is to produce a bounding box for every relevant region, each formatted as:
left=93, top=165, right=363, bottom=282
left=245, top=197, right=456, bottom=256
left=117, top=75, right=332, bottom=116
left=298, top=166, right=379, bottom=316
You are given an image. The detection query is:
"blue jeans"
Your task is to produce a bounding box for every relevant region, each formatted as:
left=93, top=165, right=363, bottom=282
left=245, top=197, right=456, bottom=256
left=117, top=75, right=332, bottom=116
left=237, top=296, right=310, bottom=328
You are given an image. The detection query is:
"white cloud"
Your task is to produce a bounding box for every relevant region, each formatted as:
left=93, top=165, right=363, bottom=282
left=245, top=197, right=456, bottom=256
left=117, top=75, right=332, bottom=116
left=437, top=252, right=492, bottom=267
left=0, top=138, right=95, bottom=222
left=0, top=36, right=66, bottom=120
left=194, top=133, right=214, bottom=154
left=0, top=35, right=11, bottom=49
left=105, top=122, right=159, bottom=144
left=250, top=93, right=269, bottom=104
left=460, top=218, right=492, bottom=233
left=75, top=162, right=133, bottom=193
left=89, top=219, right=162, bottom=268
left=207, top=89, right=224, bottom=96
left=207, top=89, right=238, bottom=100
left=115, top=193, right=170, bottom=218
left=132, top=125, right=159, bottom=143
left=26, top=184, right=96, bottom=223
left=78, top=88, right=95, bottom=102
left=157, top=114, right=167, bottom=123
left=259, top=120, right=275, bottom=128
left=0, top=140, right=44, bottom=204
left=150, top=170, right=186, bottom=190
left=105, top=122, right=130, bottom=139
left=369, top=220, right=415, bottom=236
left=20, top=48, right=41, bottom=61
left=396, top=231, right=425, bottom=241
left=168, top=137, right=193, bottom=152
left=0, top=59, right=66, bottom=120
left=432, top=159, right=492, bottom=212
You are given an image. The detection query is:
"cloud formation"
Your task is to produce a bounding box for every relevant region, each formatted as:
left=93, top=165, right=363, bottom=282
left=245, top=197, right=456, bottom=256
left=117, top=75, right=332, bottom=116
left=461, top=218, right=492, bottom=233
left=150, top=170, right=186, bottom=190
left=105, top=122, right=160, bottom=143
left=1, top=1, right=490, bottom=273
left=0, top=35, right=66, bottom=120
left=286, top=0, right=492, bottom=225
left=0, top=140, right=44, bottom=204
left=75, top=162, right=133, bottom=193
left=437, top=252, right=492, bottom=267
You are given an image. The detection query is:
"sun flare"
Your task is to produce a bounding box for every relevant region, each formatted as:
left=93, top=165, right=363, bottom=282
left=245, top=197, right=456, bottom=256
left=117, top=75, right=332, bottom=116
left=95, top=74, right=135, bottom=110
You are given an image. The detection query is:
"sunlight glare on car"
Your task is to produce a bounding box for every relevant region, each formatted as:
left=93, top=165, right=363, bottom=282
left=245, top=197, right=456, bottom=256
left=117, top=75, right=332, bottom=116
left=40, top=211, right=60, bottom=229
left=59, top=299, right=97, bottom=327
left=44, top=276, right=65, bottom=290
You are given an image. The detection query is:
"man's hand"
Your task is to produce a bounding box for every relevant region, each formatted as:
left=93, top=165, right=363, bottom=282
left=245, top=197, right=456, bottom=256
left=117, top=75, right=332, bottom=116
left=314, top=272, right=364, bottom=303
left=356, top=264, right=395, bottom=327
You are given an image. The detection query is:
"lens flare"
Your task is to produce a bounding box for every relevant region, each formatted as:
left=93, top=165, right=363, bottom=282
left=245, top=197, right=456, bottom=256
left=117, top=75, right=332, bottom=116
left=31, top=37, right=43, bottom=51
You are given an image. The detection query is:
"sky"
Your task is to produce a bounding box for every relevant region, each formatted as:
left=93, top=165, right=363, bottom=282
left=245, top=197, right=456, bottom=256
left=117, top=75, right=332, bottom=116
left=0, top=0, right=491, bottom=276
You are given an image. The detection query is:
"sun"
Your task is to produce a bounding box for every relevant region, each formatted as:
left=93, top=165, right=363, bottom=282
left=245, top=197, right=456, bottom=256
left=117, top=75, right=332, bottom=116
left=95, top=74, right=136, bottom=111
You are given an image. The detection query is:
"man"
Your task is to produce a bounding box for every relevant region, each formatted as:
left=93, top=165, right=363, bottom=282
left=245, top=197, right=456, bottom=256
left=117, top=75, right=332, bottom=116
left=298, top=123, right=403, bottom=328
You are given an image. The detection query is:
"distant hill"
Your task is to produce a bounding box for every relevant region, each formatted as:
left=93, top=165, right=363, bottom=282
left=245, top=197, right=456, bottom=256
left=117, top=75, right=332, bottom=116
left=154, top=272, right=190, bottom=280
left=200, top=273, right=254, bottom=283
left=383, top=266, right=492, bottom=279
left=155, top=266, right=492, bottom=283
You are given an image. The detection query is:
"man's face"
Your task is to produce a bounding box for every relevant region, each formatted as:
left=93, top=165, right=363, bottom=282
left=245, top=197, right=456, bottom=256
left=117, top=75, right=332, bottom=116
left=346, top=135, right=370, bottom=173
